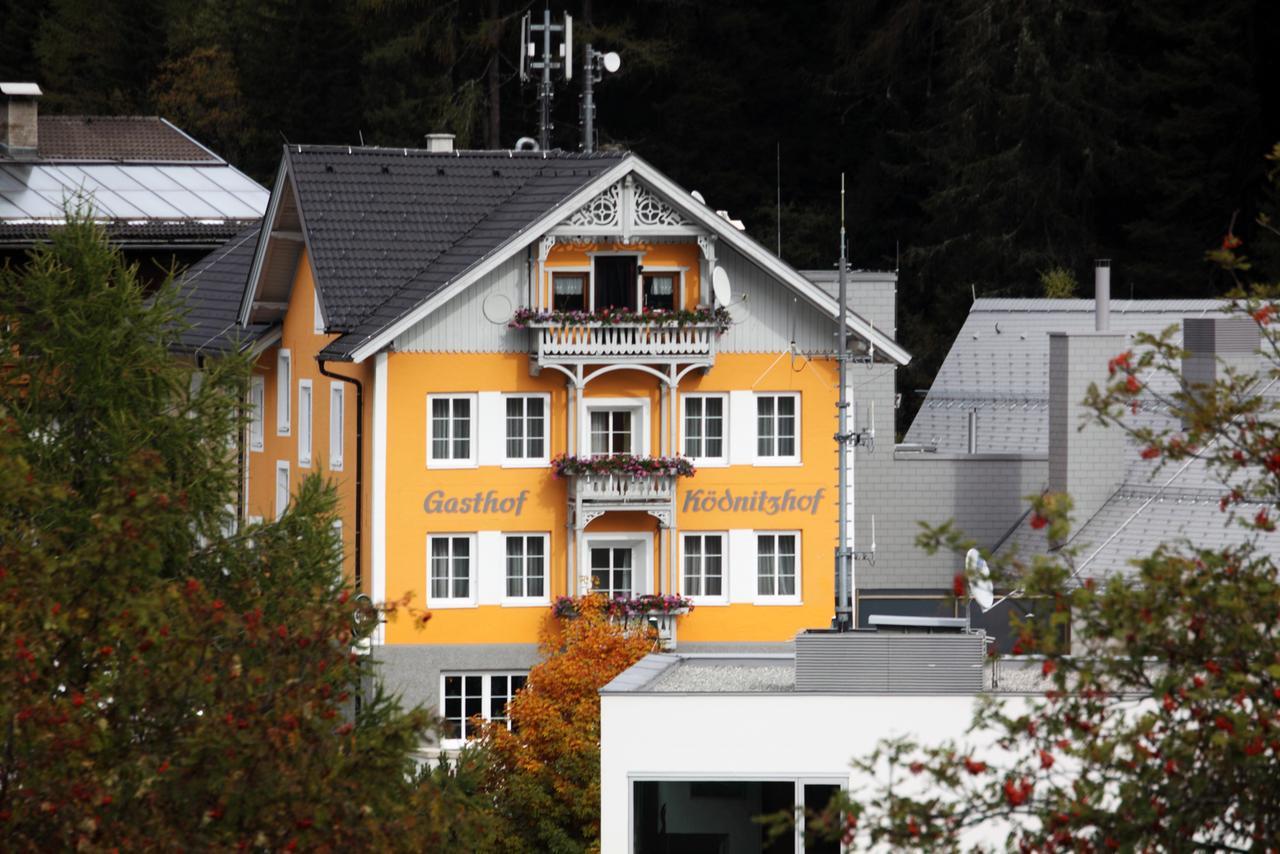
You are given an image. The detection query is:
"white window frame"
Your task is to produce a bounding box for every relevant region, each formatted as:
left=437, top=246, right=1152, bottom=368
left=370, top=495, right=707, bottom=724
left=640, top=266, right=685, bottom=311
left=754, top=392, right=801, bottom=466
left=427, top=533, right=477, bottom=607
left=502, top=532, right=550, bottom=605
left=581, top=397, right=650, bottom=457
left=427, top=393, right=478, bottom=469
left=680, top=531, right=727, bottom=605
left=438, top=671, right=528, bottom=746
left=681, top=392, right=728, bottom=466
left=755, top=530, right=801, bottom=604
left=298, top=379, right=313, bottom=468
left=274, top=460, right=290, bottom=521
left=248, top=375, right=265, bottom=452
left=502, top=393, right=550, bottom=467
left=329, top=382, right=345, bottom=471
left=583, top=533, right=651, bottom=597
left=276, top=349, right=291, bottom=436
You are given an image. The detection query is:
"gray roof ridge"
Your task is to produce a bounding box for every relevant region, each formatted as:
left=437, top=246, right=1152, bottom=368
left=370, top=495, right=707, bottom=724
left=287, top=143, right=626, bottom=160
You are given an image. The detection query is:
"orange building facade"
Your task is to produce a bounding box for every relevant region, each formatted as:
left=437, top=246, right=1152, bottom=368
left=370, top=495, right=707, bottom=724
left=235, top=147, right=908, bottom=739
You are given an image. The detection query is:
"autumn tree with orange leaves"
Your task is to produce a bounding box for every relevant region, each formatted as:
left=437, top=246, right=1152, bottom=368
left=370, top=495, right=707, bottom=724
left=473, top=595, right=655, bottom=853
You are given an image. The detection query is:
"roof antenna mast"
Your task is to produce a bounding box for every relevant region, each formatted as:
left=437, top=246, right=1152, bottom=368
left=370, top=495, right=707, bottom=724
left=519, top=6, right=573, bottom=150
left=833, top=173, right=854, bottom=632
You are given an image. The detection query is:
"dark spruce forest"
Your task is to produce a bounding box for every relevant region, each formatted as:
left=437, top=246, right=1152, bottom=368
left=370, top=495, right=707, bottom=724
left=4, top=0, right=1279, bottom=429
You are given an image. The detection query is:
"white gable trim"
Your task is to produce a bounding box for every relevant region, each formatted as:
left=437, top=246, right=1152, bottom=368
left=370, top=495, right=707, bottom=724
left=342, top=155, right=908, bottom=366
left=238, top=160, right=287, bottom=327
left=627, top=158, right=910, bottom=366
left=348, top=158, right=635, bottom=363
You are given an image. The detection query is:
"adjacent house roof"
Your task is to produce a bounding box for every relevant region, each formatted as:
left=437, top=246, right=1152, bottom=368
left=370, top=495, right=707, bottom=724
left=0, top=116, right=267, bottom=247
left=907, top=298, right=1279, bottom=582
left=171, top=225, right=273, bottom=357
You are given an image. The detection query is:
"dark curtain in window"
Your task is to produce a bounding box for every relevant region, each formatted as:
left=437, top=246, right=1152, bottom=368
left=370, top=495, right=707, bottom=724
left=595, top=256, right=637, bottom=309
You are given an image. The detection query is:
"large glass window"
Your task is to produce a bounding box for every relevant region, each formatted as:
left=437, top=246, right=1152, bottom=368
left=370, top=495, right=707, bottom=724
left=441, top=672, right=527, bottom=740
left=757, top=533, right=798, bottom=598
left=505, top=395, right=547, bottom=462
left=428, top=395, right=474, bottom=465
left=756, top=393, right=798, bottom=461
left=682, top=533, right=724, bottom=599
left=505, top=534, right=547, bottom=600
left=683, top=395, right=725, bottom=462
left=590, top=409, right=633, bottom=456
left=428, top=535, right=473, bottom=603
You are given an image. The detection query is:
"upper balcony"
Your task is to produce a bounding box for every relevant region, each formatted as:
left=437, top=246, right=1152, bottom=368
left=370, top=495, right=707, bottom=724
left=514, top=308, right=727, bottom=374
left=555, top=454, right=693, bottom=528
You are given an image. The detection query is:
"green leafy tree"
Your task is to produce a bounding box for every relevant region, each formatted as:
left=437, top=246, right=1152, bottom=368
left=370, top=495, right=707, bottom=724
left=0, top=216, right=497, bottom=849
left=801, top=145, right=1280, bottom=850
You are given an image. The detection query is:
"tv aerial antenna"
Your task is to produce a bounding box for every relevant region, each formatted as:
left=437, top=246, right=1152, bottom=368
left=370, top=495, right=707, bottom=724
left=519, top=8, right=574, bottom=150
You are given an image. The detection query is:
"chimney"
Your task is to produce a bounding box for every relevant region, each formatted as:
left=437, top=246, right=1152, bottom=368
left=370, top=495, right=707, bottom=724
left=0, top=82, right=41, bottom=159
left=1048, top=325, right=1127, bottom=527
left=1181, top=316, right=1260, bottom=424
left=1094, top=259, right=1111, bottom=331
left=424, top=133, right=455, bottom=153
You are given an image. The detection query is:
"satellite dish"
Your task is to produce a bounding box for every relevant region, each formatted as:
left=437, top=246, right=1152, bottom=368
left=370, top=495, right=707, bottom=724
left=482, top=293, right=514, bottom=324
left=690, top=190, right=706, bottom=205
left=711, top=266, right=731, bottom=306
left=602, top=51, right=621, bottom=73
left=965, top=548, right=995, bottom=612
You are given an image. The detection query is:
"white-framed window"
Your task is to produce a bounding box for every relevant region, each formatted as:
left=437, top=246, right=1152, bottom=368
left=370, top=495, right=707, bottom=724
left=331, top=519, right=344, bottom=565
left=329, top=382, right=345, bottom=471
left=504, top=533, right=548, bottom=602
left=590, top=544, right=634, bottom=598
left=276, top=349, right=291, bottom=435
left=274, top=460, right=290, bottom=520
left=440, top=672, right=527, bottom=742
left=504, top=394, right=548, bottom=465
left=681, top=532, right=726, bottom=603
left=248, top=375, right=265, bottom=452
left=583, top=398, right=648, bottom=457
left=682, top=393, right=727, bottom=464
left=641, top=269, right=683, bottom=311
left=427, top=394, right=477, bottom=468
left=757, top=532, right=799, bottom=601
left=428, top=534, right=475, bottom=606
left=313, top=289, right=325, bottom=334
left=756, top=393, right=799, bottom=464
left=298, top=379, right=313, bottom=468
left=247, top=515, right=263, bottom=527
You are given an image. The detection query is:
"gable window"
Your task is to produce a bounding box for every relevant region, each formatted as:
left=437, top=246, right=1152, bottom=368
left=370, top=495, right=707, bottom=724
left=298, top=380, right=313, bottom=468
left=552, top=272, right=587, bottom=311
left=248, top=376, right=265, bottom=452
left=504, top=395, right=548, bottom=463
left=329, top=383, right=345, bottom=471
left=276, top=349, right=291, bottom=435
left=428, top=394, right=476, bottom=467
left=274, top=461, right=290, bottom=520
left=757, top=532, right=799, bottom=599
left=441, top=672, right=527, bottom=742
left=642, top=272, right=678, bottom=311
left=683, top=394, right=726, bottom=463
left=593, top=255, right=638, bottom=310
left=682, top=533, right=725, bottom=602
left=505, top=533, right=548, bottom=600
left=756, top=393, right=799, bottom=463
left=428, top=534, right=474, bottom=605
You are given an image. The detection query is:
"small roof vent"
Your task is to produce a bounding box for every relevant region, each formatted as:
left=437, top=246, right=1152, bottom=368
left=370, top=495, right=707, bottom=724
left=424, top=133, right=455, bottom=153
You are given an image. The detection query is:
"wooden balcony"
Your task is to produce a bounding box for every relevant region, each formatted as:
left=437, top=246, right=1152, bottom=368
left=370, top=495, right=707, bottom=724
left=574, top=471, right=677, bottom=504
left=527, top=320, right=719, bottom=370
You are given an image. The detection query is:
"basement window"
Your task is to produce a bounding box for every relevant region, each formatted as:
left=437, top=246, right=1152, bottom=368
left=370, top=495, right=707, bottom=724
left=440, top=672, right=527, bottom=743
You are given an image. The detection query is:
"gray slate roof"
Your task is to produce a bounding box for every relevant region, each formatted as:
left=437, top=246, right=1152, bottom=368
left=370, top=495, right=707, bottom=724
left=31, top=117, right=221, bottom=162
left=274, top=146, right=626, bottom=359
left=172, top=226, right=271, bottom=356
left=909, top=298, right=1280, bottom=581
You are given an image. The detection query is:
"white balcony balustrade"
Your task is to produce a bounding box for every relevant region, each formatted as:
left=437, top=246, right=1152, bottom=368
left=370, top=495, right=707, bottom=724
left=526, top=319, right=720, bottom=368
left=573, top=471, right=677, bottom=505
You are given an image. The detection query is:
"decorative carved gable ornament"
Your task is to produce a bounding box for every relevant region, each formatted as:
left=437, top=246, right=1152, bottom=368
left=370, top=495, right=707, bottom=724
left=556, top=175, right=695, bottom=242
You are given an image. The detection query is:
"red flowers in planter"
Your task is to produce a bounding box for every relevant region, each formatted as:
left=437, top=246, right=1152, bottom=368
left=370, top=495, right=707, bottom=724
left=551, top=453, right=695, bottom=479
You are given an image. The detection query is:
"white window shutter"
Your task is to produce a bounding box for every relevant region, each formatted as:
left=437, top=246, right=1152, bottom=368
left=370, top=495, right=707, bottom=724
left=728, top=391, right=755, bottom=465
left=477, top=392, right=504, bottom=466
left=476, top=531, right=504, bottom=605
left=727, top=529, right=757, bottom=603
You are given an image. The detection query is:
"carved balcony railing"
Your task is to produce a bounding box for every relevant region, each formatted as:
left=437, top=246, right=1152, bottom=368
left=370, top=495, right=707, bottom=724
left=573, top=471, right=678, bottom=505
left=528, top=320, right=720, bottom=365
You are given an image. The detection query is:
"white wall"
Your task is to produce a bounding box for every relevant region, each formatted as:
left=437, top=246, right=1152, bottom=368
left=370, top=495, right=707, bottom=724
left=600, top=692, right=1026, bottom=853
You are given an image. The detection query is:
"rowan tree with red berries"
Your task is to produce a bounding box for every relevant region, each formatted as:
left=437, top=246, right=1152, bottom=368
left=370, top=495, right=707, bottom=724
left=802, top=146, right=1280, bottom=849
left=0, top=216, right=499, bottom=850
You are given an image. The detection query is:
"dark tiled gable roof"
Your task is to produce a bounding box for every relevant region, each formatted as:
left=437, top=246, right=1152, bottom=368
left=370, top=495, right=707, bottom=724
left=278, top=146, right=626, bottom=359
left=34, top=116, right=221, bottom=162
left=173, top=226, right=271, bottom=355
